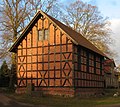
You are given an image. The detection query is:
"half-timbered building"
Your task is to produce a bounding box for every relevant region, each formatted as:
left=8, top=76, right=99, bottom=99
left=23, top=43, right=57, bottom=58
left=9, top=10, right=107, bottom=96
left=104, top=59, right=119, bottom=88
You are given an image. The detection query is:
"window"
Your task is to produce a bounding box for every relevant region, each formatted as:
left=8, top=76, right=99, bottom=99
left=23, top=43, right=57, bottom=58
left=44, top=29, right=48, bottom=40
left=95, top=56, right=101, bottom=74
left=80, top=49, right=87, bottom=72
left=38, top=29, right=49, bottom=41
left=38, top=30, right=43, bottom=41
left=89, top=53, right=94, bottom=73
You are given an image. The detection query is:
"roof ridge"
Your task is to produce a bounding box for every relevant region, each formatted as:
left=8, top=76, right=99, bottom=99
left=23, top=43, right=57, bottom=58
left=40, top=10, right=106, bottom=57
left=9, top=10, right=107, bottom=57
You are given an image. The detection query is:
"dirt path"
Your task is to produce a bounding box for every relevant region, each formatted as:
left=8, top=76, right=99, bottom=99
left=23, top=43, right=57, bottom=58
left=0, top=93, right=47, bottom=107
left=0, top=93, right=11, bottom=106
left=0, top=93, right=33, bottom=107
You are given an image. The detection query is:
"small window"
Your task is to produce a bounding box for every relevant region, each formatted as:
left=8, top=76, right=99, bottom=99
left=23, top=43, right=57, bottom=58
left=38, top=30, right=43, bottom=41
left=44, top=29, right=49, bottom=40
left=38, top=29, right=49, bottom=41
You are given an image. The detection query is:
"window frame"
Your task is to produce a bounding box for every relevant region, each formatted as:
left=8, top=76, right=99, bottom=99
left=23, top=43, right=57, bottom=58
left=38, top=30, right=43, bottom=41
left=38, top=29, right=49, bottom=41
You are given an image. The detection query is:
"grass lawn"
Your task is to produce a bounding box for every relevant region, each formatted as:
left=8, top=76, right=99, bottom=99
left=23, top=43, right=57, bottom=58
left=7, top=93, right=120, bottom=107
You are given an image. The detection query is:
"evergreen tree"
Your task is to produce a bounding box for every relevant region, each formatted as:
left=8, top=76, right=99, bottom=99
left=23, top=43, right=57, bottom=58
left=0, top=60, right=10, bottom=87
left=9, top=63, right=17, bottom=89
left=0, top=60, right=9, bottom=77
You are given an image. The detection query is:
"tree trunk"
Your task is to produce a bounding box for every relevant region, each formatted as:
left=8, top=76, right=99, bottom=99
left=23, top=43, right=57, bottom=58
left=9, top=33, right=17, bottom=89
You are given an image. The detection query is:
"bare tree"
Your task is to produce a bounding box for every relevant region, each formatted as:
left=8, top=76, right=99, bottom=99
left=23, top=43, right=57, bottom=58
left=0, top=0, right=58, bottom=88
left=60, top=0, right=113, bottom=55
left=0, top=0, right=58, bottom=60
left=28, top=0, right=61, bottom=19
left=0, top=0, right=31, bottom=88
left=28, top=0, right=57, bottom=13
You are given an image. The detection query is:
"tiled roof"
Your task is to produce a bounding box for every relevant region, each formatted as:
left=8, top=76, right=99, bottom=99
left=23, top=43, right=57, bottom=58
left=9, top=10, right=106, bottom=57
left=104, top=59, right=116, bottom=74
left=104, top=59, right=116, bottom=66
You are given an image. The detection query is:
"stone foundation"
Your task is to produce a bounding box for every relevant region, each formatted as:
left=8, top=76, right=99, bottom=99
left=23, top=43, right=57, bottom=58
left=16, top=87, right=104, bottom=97
left=16, top=87, right=75, bottom=97
left=75, top=88, right=104, bottom=97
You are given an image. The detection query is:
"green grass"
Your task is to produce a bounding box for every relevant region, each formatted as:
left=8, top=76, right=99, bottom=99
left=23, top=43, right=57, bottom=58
left=95, top=97, right=120, bottom=105
left=7, top=93, right=120, bottom=107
